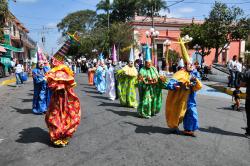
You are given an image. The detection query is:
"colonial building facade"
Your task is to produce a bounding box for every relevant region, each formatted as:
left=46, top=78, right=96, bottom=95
left=131, top=16, right=245, bottom=66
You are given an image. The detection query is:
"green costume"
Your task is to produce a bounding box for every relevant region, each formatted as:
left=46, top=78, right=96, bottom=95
left=117, top=65, right=138, bottom=108
left=137, top=66, right=165, bottom=118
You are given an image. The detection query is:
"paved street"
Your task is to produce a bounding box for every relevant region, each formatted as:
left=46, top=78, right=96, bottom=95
left=0, top=73, right=249, bottom=166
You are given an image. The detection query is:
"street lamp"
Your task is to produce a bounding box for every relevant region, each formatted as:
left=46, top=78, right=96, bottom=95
left=163, top=39, right=171, bottom=73
left=193, top=44, right=201, bottom=64
left=145, top=27, right=159, bottom=67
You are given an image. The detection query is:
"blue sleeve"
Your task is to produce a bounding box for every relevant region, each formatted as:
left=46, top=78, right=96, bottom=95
left=164, top=79, right=179, bottom=90
left=32, top=69, right=45, bottom=84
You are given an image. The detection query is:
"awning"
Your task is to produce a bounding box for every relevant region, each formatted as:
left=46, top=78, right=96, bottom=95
left=0, top=44, right=24, bottom=53
left=0, top=45, right=7, bottom=53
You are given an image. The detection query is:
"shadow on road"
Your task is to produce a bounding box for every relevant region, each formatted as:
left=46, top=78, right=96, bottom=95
left=16, top=127, right=51, bottom=146
left=82, top=90, right=100, bottom=95
left=11, top=106, right=32, bottom=114
left=106, top=109, right=138, bottom=118
left=98, top=101, right=123, bottom=107
left=199, top=127, right=245, bottom=138
left=91, top=95, right=110, bottom=101
left=217, top=106, right=245, bottom=111
left=124, top=122, right=172, bottom=135
left=7, top=85, right=16, bottom=88
left=21, top=98, right=33, bottom=103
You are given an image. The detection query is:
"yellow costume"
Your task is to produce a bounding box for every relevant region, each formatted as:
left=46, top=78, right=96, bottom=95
left=165, top=69, right=202, bottom=129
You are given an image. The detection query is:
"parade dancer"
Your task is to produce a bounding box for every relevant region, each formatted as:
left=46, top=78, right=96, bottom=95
left=88, top=63, right=96, bottom=86
left=165, top=38, right=202, bottom=135
left=45, top=33, right=81, bottom=147
left=106, top=46, right=117, bottom=100
left=95, top=53, right=107, bottom=94
left=32, top=59, right=51, bottom=114
left=117, top=47, right=138, bottom=108
left=137, top=46, right=166, bottom=118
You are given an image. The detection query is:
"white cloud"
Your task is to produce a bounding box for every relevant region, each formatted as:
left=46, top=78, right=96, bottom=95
left=16, top=0, right=39, bottom=3
left=177, top=7, right=195, bottom=13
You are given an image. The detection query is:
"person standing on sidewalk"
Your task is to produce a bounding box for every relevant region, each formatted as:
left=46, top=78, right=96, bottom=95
left=14, top=60, right=24, bottom=86
left=241, top=68, right=250, bottom=139
left=228, top=55, right=237, bottom=88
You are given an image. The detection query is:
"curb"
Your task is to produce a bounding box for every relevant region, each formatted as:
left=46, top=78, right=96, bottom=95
left=0, top=78, right=16, bottom=86
left=209, top=84, right=246, bottom=99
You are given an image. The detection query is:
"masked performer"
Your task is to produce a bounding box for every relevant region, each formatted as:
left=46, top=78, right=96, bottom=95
left=106, top=46, right=118, bottom=100
left=117, top=48, right=138, bottom=108
left=95, top=54, right=107, bottom=94
left=45, top=33, right=81, bottom=147
left=88, top=63, right=96, bottom=86
left=165, top=38, right=202, bottom=135
left=32, top=60, right=51, bottom=114
left=137, top=46, right=166, bottom=118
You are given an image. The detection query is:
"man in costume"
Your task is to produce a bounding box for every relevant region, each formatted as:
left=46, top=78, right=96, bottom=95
left=106, top=45, right=118, bottom=100
left=165, top=38, right=202, bottom=135
left=95, top=53, right=107, bottom=94
left=88, top=62, right=96, bottom=86
left=45, top=33, right=81, bottom=147
left=137, top=45, right=166, bottom=118
left=32, top=59, right=51, bottom=114
left=117, top=47, right=138, bottom=108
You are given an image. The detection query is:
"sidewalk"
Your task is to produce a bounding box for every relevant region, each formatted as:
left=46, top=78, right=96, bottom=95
left=203, top=81, right=246, bottom=99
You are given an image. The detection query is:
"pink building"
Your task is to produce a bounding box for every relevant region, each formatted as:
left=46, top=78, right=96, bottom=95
left=131, top=16, right=245, bottom=66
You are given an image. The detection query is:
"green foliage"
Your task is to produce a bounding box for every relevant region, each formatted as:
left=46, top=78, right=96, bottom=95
left=168, top=49, right=180, bottom=63
left=0, top=0, right=8, bottom=42
left=57, top=10, right=97, bottom=35
left=135, top=0, right=168, bottom=17
left=204, top=1, right=249, bottom=62
left=181, top=23, right=212, bottom=60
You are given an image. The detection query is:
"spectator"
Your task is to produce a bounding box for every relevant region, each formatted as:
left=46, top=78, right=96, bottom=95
left=228, top=55, right=237, bottom=88
left=236, top=57, right=245, bottom=86
left=14, top=60, right=24, bottom=87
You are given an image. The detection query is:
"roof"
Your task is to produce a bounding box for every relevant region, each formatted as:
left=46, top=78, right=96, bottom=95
left=131, top=16, right=204, bottom=27
left=9, top=12, right=29, bottom=33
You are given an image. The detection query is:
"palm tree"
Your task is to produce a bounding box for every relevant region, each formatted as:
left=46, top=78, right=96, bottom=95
left=136, top=0, right=168, bottom=17
left=96, top=0, right=113, bottom=28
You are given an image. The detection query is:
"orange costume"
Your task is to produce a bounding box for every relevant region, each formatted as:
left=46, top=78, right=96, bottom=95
left=88, top=67, right=96, bottom=85
left=45, top=33, right=81, bottom=147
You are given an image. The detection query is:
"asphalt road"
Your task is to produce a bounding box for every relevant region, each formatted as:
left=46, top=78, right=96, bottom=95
left=0, top=73, right=249, bottom=166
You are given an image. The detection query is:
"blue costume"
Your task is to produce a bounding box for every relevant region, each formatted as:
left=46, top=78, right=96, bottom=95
left=32, top=66, right=51, bottom=114
left=183, top=69, right=201, bottom=132
left=95, top=66, right=107, bottom=93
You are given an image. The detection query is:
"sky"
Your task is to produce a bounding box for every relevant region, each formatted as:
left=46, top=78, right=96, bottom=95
left=8, top=0, right=250, bottom=54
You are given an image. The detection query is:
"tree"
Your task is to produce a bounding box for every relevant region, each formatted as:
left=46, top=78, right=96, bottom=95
left=57, top=10, right=97, bottom=35
left=205, top=1, right=249, bottom=63
left=110, top=0, right=137, bottom=22
left=0, top=0, right=8, bottom=41
left=181, top=23, right=212, bottom=67
left=136, top=0, right=168, bottom=17
left=96, top=0, right=113, bottom=28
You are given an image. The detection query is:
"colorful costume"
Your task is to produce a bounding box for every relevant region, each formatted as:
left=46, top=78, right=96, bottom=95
left=45, top=33, right=81, bottom=147
left=165, top=69, right=202, bottom=129
left=106, top=64, right=116, bottom=100
left=183, top=70, right=202, bottom=132
left=165, top=37, right=202, bottom=132
left=105, top=45, right=118, bottom=100
left=88, top=66, right=96, bottom=85
left=95, top=54, right=107, bottom=93
left=137, top=46, right=165, bottom=118
left=117, top=48, right=138, bottom=108
left=95, top=65, right=107, bottom=93
left=32, top=65, right=51, bottom=114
